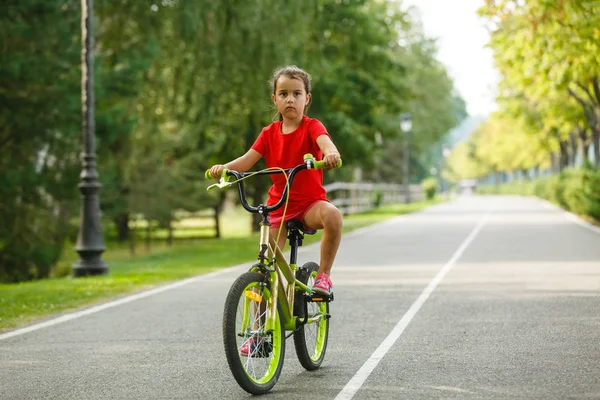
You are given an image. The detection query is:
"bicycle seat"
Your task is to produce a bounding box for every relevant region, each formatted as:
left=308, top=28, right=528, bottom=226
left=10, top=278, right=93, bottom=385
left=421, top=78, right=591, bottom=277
left=286, top=219, right=317, bottom=235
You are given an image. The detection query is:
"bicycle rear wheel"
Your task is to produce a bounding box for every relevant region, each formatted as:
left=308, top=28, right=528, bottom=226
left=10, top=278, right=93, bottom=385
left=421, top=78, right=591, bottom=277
left=222, top=272, right=285, bottom=395
left=293, top=262, right=330, bottom=370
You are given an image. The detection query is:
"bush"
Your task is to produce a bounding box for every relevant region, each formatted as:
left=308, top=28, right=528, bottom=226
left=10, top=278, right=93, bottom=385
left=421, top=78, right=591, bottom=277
left=546, top=173, right=568, bottom=208
left=421, top=177, right=438, bottom=200
left=581, top=167, right=600, bottom=221
left=533, top=176, right=550, bottom=199
left=562, top=169, right=586, bottom=214
left=372, top=189, right=383, bottom=208
left=0, top=207, right=73, bottom=283
left=476, top=166, right=599, bottom=224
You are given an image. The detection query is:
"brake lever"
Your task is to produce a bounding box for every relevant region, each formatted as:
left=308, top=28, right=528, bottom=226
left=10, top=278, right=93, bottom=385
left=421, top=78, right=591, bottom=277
left=206, top=169, right=234, bottom=192
left=208, top=177, right=233, bottom=192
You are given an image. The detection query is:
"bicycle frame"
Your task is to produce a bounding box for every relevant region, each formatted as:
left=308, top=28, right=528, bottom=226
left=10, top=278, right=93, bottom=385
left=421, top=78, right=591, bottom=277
left=252, top=227, right=312, bottom=331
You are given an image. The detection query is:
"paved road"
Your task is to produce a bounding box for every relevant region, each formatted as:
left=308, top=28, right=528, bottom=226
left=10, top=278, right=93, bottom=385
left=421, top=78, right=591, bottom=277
left=2, top=196, right=600, bottom=399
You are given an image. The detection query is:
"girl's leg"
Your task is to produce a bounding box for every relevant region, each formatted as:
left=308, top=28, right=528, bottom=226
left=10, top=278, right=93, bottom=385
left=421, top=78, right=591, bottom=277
left=270, top=226, right=288, bottom=252
left=302, top=201, right=343, bottom=275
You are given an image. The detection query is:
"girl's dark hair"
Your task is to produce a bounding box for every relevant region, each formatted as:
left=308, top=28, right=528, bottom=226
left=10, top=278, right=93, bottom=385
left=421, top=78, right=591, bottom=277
left=270, top=65, right=312, bottom=121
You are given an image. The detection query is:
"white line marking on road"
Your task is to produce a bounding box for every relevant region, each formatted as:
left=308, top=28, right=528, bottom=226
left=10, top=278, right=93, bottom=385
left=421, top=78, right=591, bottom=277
left=538, top=199, right=600, bottom=235
left=0, top=265, right=245, bottom=341
left=334, top=211, right=492, bottom=400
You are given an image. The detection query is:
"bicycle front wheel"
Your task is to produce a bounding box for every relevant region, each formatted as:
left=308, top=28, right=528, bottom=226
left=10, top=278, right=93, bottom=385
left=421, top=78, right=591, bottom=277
left=293, top=262, right=330, bottom=370
left=222, top=272, right=285, bottom=395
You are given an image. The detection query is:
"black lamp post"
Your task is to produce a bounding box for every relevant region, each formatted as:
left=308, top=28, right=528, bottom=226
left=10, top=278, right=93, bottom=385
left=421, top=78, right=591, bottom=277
left=73, top=0, right=108, bottom=277
left=400, top=113, right=412, bottom=204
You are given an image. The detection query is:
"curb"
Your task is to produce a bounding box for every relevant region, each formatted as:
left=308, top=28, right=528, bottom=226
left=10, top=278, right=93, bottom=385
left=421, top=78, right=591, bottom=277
left=537, top=198, right=600, bottom=235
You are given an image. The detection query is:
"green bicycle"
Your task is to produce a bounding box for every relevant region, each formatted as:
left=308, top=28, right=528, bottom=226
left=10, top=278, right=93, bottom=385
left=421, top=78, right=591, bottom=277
left=205, top=154, right=341, bottom=395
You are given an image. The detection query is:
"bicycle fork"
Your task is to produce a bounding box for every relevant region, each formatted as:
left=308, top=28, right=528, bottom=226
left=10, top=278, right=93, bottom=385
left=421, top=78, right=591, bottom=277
left=257, top=222, right=280, bottom=334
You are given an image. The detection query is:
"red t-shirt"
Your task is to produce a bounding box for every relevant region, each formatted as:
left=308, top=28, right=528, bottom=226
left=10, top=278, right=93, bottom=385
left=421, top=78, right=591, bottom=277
left=251, top=115, right=331, bottom=216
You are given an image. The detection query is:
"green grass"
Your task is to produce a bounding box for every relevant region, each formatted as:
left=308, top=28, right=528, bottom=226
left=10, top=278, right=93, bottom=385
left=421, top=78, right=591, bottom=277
left=0, top=198, right=445, bottom=332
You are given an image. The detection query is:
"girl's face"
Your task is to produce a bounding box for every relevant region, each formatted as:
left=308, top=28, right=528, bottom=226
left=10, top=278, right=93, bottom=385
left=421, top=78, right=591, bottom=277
left=272, top=76, right=311, bottom=122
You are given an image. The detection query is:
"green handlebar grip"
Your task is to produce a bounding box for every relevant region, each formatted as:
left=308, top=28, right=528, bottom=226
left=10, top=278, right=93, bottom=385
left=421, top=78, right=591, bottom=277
left=206, top=168, right=232, bottom=180
left=314, top=159, right=342, bottom=169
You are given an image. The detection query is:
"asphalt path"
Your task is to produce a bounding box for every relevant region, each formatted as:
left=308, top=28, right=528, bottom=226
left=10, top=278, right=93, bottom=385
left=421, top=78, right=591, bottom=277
left=1, top=196, right=599, bottom=399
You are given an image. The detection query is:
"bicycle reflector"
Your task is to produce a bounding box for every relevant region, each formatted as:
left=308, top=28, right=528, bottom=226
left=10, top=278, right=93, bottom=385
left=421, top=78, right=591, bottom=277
left=245, top=290, right=263, bottom=302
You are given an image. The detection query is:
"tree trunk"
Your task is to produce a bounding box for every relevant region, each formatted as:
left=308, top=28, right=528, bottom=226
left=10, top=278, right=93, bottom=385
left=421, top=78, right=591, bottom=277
left=167, top=220, right=173, bottom=247
left=594, top=104, right=600, bottom=167
left=248, top=173, right=269, bottom=233
left=559, top=140, right=569, bottom=171
left=578, top=126, right=590, bottom=161
left=113, top=212, right=129, bottom=242
left=569, top=132, right=578, bottom=167
left=145, top=221, right=151, bottom=252
left=593, top=130, right=600, bottom=167
left=41, top=202, right=70, bottom=279
left=550, top=152, right=558, bottom=175
left=213, top=204, right=221, bottom=239
left=568, top=86, right=598, bottom=166
left=244, top=114, right=269, bottom=233
left=520, top=168, right=529, bottom=180
left=129, top=222, right=136, bottom=256
left=592, top=111, right=600, bottom=167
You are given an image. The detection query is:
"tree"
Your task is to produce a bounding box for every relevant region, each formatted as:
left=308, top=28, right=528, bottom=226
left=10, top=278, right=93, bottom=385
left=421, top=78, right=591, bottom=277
left=1, top=0, right=469, bottom=281
left=479, top=0, right=600, bottom=167
left=0, top=1, right=81, bottom=281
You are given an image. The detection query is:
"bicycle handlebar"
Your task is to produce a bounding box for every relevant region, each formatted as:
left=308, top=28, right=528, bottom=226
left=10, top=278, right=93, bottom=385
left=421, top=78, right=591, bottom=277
left=204, top=158, right=341, bottom=180
left=205, top=154, right=342, bottom=214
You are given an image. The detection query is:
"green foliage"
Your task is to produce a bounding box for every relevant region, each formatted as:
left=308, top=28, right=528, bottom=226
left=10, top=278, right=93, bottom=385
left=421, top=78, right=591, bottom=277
left=376, top=33, right=467, bottom=184
left=562, top=170, right=587, bottom=215
left=546, top=173, right=568, bottom=208
left=1, top=0, right=465, bottom=282
left=584, top=171, right=600, bottom=220
left=372, top=189, right=383, bottom=208
left=533, top=176, right=551, bottom=199
left=421, top=177, right=438, bottom=200
left=566, top=166, right=600, bottom=220
left=473, top=0, right=600, bottom=176
left=0, top=1, right=81, bottom=282
left=478, top=166, right=600, bottom=223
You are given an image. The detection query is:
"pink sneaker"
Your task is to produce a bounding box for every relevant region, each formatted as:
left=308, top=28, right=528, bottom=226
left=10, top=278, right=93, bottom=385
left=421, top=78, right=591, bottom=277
left=239, top=337, right=261, bottom=357
left=312, top=273, right=333, bottom=295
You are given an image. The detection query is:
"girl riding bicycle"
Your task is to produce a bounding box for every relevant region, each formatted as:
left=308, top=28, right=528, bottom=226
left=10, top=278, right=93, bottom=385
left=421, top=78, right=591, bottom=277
left=208, top=65, right=342, bottom=295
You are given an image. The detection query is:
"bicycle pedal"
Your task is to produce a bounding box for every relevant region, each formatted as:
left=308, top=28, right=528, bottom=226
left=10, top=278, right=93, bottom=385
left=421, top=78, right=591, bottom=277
left=308, top=292, right=334, bottom=302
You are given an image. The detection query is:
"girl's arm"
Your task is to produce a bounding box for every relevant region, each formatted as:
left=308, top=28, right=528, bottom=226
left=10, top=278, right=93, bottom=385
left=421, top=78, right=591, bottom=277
left=224, top=149, right=262, bottom=172
left=316, top=135, right=341, bottom=169
left=208, top=149, right=262, bottom=178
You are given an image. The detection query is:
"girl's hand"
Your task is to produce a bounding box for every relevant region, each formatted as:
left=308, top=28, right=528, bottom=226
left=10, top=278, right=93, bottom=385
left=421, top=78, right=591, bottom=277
left=323, top=152, right=341, bottom=170
left=208, top=164, right=225, bottom=179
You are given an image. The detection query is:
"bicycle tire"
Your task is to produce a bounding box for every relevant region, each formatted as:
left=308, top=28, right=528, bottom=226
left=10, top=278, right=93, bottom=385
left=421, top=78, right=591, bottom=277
left=293, top=262, right=330, bottom=370
left=222, top=272, right=285, bottom=395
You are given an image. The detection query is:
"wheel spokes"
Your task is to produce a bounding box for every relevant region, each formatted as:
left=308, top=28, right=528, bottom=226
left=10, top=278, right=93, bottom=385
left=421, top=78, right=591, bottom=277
left=304, top=274, right=327, bottom=360
left=235, top=284, right=279, bottom=382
